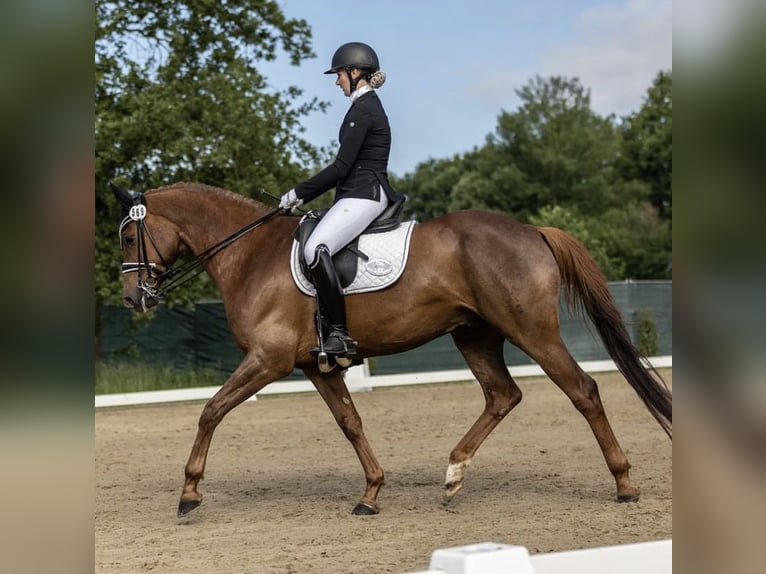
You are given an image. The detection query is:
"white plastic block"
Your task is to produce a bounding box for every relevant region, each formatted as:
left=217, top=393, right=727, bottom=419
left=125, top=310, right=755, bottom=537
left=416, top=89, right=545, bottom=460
left=428, top=542, right=535, bottom=574
left=530, top=539, right=672, bottom=574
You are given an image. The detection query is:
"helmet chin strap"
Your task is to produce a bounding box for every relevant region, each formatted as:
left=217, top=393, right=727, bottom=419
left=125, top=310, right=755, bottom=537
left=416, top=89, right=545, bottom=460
left=345, top=67, right=363, bottom=92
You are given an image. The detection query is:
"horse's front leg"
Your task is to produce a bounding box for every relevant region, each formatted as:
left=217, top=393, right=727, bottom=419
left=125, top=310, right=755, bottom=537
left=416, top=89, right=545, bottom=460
left=178, top=353, right=291, bottom=516
left=304, top=366, right=385, bottom=515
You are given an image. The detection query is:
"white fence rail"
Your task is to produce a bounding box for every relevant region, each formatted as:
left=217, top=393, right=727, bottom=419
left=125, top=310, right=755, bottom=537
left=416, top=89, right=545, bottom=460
left=408, top=539, right=672, bottom=574
left=95, top=356, right=671, bottom=408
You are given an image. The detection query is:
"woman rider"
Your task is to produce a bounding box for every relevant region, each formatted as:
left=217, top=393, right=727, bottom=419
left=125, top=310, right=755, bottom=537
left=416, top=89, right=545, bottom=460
left=280, top=42, right=404, bottom=359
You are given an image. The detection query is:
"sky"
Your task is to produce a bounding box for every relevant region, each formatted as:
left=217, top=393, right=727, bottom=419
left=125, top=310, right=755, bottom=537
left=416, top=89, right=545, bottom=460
left=259, top=0, right=673, bottom=176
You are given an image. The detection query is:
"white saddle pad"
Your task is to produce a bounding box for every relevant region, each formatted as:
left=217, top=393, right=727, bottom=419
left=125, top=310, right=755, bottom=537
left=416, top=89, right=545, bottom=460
left=291, top=221, right=417, bottom=296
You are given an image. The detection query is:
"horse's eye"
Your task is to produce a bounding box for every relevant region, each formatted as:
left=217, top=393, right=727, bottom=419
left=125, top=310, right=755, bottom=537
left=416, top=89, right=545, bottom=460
left=123, top=236, right=135, bottom=246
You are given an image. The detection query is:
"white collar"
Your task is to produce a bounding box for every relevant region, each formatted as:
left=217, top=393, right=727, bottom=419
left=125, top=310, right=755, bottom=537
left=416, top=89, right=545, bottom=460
left=350, top=84, right=373, bottom=104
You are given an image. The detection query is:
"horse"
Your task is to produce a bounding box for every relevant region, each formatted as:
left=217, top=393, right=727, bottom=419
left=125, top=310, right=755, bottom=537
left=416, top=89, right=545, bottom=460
left=111, top=181, right=672, bottom=517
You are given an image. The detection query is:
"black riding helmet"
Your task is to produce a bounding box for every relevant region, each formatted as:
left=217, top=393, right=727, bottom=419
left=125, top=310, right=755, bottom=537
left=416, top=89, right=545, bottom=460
left=324, top=42, right=380, bottom=92
left=324, top=42, right=380, bottom=74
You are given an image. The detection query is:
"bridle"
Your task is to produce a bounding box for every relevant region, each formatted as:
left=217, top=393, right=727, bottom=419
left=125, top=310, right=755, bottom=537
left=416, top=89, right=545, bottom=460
left=118, top=192, right=284, bottom=310
left=118, top=200, right=167, bottom=310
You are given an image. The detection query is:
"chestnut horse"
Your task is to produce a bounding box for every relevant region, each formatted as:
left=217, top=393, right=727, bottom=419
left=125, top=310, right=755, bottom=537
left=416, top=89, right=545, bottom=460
left=112, top=182, right=671, bottom=517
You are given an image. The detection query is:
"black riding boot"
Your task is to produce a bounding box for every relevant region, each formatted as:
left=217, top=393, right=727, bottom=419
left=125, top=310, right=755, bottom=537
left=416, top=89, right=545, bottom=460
left=309, top=245, right=357, bottom=357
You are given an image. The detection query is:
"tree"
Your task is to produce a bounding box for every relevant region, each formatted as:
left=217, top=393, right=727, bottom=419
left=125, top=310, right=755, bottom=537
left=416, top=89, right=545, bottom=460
left=598, top=202, right=671, bottom=279
left=398, top=156, right=467, bottom=221
left=96, top=0, right=327, bottom=308
left=486, top=76, right=635, bottom=220
left=425, top=76, right=647, bottom=222
left=619, top=71, right=672, bottom=219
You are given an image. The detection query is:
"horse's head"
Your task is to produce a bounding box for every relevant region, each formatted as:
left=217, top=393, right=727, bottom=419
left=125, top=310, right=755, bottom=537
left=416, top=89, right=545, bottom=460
left=111, top=182, right=183, bottom=312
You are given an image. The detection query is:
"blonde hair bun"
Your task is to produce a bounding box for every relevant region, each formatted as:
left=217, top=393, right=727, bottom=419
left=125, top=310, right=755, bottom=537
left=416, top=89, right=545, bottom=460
left=369, top=70, right=386, bottom=89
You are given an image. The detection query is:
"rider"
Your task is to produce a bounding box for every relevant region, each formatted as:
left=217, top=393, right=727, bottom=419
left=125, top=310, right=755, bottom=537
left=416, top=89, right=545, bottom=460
left=280, top=42, right=403, bottom=358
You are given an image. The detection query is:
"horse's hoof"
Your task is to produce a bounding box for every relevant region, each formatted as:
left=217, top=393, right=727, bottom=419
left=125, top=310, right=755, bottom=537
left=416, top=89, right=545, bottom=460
left=617, top=492, right=640, bottom=503
left=443, top=480, right=464, bottom=499
left=178, top=498, right=201, bottom=516
left=616, top=486, right=641, bottom=503
left=352, top=502, right=379, bottom=515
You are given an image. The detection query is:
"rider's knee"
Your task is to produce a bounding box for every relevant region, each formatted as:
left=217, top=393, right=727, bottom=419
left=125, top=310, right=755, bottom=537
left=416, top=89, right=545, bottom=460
left=305, top=243, right=329, bottom=268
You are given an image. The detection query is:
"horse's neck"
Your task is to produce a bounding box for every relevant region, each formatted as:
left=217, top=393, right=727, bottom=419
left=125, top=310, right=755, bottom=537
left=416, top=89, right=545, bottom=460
left=147, top=189, right=272, bottom=303
left=150, top=188, right=266, bottom=255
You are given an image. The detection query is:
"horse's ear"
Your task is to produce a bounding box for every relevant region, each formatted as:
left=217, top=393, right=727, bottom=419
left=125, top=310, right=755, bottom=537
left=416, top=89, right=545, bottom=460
left=109, top=181, right=138, bottom=208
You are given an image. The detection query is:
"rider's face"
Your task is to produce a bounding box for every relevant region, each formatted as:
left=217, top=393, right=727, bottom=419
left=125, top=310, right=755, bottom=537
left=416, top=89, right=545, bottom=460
left=335, top=69, right=360, bottom=96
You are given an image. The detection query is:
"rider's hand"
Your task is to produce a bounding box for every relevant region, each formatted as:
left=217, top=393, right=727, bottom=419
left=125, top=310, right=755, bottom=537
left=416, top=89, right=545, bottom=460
left=279, top=189, right=303, bottom=213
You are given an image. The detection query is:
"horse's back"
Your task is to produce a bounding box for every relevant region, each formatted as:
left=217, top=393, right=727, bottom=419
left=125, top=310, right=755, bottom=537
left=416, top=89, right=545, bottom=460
left=413, top=210, right=556, bottom=270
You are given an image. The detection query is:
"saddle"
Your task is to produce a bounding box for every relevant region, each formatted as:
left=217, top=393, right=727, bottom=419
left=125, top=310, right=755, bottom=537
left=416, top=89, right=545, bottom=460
left=293, top=196, right=407, bottom=289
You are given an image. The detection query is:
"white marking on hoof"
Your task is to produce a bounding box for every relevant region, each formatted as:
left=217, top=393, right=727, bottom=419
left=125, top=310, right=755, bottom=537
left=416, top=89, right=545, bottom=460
left=445, top=459, right=471, bottom=484
left=444, top=459, right=472, bottom=497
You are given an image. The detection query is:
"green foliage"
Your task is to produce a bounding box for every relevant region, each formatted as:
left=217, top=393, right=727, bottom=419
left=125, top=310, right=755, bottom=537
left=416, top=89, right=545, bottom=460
left=95, top=0, right=327, bottom=307
left=399, top=156, right=466, bottom=220
left=619, top=71, right=672, bottom=219
left=634, top=307, right=659, bottom=357
left=487, top=76, right=631, bottom=219
left=95, top=363, right=223, bottom=394
left=598, top=201, right=672, bottom=279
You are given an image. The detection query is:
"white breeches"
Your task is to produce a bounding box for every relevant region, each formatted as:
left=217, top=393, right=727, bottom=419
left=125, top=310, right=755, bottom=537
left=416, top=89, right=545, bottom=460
left=304, top=193, right=389, bottom=265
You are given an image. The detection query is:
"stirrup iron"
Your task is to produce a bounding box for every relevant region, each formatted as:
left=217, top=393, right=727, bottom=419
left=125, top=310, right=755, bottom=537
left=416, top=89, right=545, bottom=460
left=317, top=351, right=333, bottom=373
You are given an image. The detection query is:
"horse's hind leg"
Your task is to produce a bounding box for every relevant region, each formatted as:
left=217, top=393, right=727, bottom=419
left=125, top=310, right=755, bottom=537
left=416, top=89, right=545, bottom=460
left=522, top=333, right=639, bottom=501
left=444, top=325, right=523, bottom=500
left=304, top=366, right=385, bottom=515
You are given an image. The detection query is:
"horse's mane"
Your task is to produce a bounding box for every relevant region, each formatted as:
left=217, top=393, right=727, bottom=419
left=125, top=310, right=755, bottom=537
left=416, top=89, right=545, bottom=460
left=146, top=181, right=271, bottom=211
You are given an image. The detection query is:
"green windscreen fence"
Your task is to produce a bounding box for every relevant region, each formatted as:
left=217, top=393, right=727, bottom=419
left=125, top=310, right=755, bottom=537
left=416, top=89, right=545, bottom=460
left=97, top=281, right=671, bottom=382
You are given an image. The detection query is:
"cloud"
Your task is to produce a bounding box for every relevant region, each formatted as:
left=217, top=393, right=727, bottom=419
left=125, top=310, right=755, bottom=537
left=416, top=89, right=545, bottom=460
left=540, top=0, right=672, bottom=117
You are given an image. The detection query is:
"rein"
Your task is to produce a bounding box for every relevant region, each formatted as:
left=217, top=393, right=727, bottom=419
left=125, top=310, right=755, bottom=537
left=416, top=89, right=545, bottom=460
left=120, top=193, right=284, bottom=303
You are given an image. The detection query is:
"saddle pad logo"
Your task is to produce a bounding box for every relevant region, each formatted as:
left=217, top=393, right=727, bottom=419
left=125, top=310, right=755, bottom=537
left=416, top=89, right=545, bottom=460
left=366, top=259, right=393, bottom=276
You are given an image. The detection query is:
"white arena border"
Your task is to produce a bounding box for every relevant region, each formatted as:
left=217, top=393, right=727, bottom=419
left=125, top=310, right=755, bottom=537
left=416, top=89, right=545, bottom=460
left=95, top=356, right=671, bottom=408
left=407, top=539, right=671, bottom=574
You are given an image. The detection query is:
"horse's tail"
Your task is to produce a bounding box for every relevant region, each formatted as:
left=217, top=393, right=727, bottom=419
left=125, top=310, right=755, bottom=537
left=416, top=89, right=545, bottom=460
left=537, top=226, right=672, bottom=438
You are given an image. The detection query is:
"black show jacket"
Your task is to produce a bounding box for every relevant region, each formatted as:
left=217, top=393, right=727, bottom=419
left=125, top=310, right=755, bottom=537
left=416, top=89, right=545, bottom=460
left=295, top=91, right=403, bottom=204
